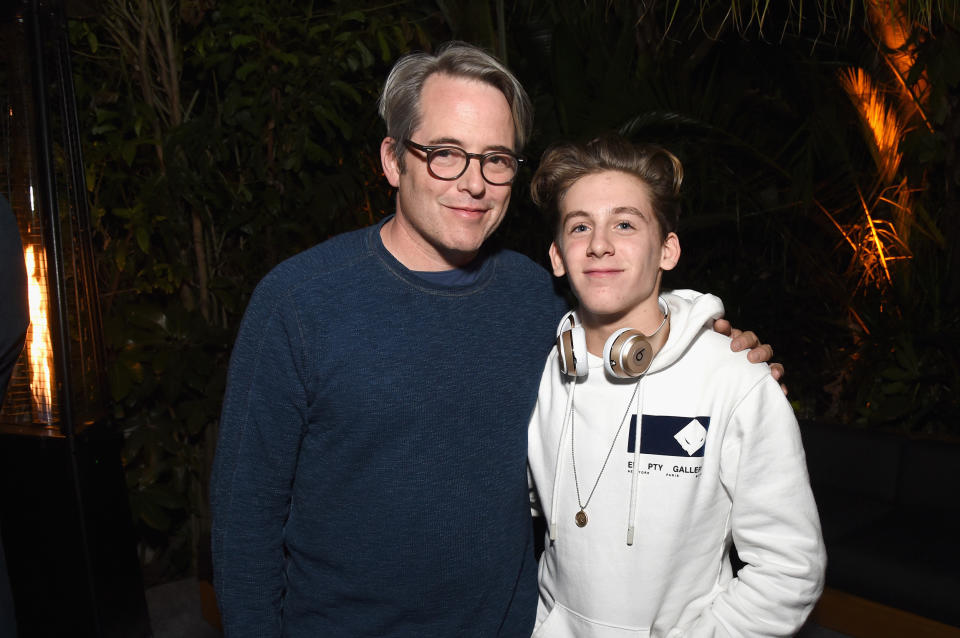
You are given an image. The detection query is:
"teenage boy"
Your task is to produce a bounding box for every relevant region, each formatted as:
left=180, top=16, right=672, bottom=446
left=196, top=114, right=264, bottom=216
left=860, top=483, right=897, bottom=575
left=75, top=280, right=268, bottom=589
left=527, top=136, right=825, bottom=637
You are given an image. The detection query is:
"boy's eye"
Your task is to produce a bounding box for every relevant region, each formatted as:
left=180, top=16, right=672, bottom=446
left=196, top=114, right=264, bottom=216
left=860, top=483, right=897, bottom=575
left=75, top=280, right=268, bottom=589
left=616, top=221, right=634, bottom=230
left=570, top=223, right=588, bottom=233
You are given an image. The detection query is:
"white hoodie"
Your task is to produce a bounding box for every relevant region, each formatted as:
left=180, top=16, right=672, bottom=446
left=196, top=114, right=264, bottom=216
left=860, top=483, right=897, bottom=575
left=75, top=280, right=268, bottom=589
left=527, top=291, right=825, bottom=638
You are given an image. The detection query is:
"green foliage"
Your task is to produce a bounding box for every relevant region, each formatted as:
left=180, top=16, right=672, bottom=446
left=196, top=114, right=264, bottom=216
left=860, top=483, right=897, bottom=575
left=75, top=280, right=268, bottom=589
left=70, top=0, right=443, bottom=581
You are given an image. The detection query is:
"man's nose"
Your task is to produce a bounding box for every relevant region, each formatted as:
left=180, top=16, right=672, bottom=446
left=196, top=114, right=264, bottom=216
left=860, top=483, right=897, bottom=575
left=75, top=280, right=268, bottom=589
left=457, top=157, right=486, bottom=196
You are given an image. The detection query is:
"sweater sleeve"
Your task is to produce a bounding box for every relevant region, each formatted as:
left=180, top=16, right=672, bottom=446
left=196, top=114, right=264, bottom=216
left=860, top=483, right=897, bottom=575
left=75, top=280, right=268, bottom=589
left=210, top=282, right=309, bottom=638
left=681, top=375, right=826, bottom=637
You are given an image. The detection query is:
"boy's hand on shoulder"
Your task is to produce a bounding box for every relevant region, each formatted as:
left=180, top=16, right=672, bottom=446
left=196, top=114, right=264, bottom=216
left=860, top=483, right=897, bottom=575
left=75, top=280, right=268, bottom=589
left=712, top=319, right=787, bottom=395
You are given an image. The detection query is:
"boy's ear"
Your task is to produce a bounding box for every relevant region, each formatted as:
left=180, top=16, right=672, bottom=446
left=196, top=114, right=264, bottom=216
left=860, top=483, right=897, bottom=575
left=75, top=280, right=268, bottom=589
left=660, top=232, right=681, bottom=271
left=548, top=241, right=567, bottom=277
left=381, top=137, right=401, bottom=187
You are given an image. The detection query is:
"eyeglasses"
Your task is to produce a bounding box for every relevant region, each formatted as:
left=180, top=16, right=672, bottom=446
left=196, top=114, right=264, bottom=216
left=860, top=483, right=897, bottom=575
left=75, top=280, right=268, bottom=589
left=404, top=140, right=524, bottom=186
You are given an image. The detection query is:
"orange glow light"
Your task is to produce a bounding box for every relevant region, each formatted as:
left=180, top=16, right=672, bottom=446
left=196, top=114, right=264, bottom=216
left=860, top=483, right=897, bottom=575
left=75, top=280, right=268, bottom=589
left=868, top=0, right=931, bottom=130
left=840, top=68, right=904, bottom=184
left=24, top=244, right=55, bottom=424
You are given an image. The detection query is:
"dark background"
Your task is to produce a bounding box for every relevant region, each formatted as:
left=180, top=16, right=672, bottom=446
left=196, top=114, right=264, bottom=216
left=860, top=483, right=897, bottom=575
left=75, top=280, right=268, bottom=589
left=61, top=0, right=959, bottom=585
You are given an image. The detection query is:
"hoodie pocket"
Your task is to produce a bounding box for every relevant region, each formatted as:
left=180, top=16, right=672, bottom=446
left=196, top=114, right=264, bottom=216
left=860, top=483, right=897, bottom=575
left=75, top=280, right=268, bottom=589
left=532, top=602, right=650, bottom=638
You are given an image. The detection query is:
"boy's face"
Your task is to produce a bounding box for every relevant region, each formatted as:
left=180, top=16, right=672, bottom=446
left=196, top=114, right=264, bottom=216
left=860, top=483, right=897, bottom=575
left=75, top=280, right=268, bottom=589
left=549, top=170, right=680, bottom=326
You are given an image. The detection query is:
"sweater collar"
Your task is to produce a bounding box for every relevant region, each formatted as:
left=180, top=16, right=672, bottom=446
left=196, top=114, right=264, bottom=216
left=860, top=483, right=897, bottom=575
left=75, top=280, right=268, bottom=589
left=367, top=215, right=497, bottom=293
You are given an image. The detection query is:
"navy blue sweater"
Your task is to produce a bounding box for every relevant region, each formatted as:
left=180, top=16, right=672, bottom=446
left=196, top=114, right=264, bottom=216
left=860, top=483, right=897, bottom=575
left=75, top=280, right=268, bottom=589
left=211, top=218, right=566, bottom=637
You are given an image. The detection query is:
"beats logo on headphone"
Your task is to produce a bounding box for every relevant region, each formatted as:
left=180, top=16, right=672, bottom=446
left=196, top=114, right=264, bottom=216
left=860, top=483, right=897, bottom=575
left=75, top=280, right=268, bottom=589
left=555, top=299, right=670, bottom=379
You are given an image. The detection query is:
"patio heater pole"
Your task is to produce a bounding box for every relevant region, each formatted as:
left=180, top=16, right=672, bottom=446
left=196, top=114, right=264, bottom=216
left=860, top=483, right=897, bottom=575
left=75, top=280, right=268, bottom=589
left=0, top=1, right=151, bottom=636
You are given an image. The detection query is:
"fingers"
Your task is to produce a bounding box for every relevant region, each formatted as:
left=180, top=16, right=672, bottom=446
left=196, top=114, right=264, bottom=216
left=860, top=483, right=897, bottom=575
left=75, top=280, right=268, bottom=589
left=729, top=330, right=761, bottom=354
left=747, top=343, right=774, bottom=363
left=713, top=319, right=743, bottom=341
left=770, top=363, right=788, bottom=395
left=713, top=318, right=733, bottom=337
left=722, top=326, right=787, bottom=392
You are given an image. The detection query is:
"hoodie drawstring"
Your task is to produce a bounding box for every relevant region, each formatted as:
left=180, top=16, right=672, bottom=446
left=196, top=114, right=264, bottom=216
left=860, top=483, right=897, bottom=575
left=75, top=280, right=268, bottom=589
left=549, top=380, right=576, bottom=541
left=626, top=378, right=646, bottom=546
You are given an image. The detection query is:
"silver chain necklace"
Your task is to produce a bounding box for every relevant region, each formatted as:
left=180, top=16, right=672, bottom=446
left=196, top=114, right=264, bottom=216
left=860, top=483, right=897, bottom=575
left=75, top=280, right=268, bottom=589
left=570, top=378, right=642, bottom=528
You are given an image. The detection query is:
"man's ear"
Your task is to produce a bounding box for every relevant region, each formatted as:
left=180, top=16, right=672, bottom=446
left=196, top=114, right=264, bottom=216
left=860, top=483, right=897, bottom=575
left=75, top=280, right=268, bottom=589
left=381, top=137, right=401, bottom=187
left=548, top=241, right=567, bottom=277
left=660, top=232, right=681, bottom=271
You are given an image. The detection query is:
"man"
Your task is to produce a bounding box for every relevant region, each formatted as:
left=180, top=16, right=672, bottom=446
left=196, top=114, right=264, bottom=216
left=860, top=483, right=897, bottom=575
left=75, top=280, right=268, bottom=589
left=210, top=42, right=777, bottom=637
left=1, top=194, right=29, bottom=638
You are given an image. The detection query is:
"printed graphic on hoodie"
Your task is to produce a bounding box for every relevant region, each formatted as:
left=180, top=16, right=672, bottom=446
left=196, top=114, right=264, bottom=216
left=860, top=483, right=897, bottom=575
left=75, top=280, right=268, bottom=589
left=626, top=414, right=710, bottom=456
left=626, top=415, right=711, bottom=478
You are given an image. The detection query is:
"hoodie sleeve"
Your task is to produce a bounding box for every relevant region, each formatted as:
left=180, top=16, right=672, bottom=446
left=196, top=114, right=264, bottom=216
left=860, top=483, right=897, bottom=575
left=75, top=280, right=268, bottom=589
left=679, top=374, right=826, bottom=637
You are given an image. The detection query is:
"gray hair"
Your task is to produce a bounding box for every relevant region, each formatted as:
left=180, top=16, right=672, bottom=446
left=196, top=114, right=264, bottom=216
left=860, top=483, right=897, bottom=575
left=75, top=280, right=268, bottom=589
left=378, top=41, right=533, bottom=172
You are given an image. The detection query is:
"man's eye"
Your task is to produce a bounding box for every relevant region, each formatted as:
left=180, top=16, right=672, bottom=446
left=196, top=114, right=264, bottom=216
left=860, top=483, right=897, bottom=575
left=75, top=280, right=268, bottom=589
left=486, top=154, right=510, bottom=166
left=433, top=148, right=457, bottom=159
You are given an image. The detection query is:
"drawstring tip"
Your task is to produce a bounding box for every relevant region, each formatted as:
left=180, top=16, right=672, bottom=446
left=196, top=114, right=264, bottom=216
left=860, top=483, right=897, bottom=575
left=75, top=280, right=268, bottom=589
left=626, top=526, right=634, bottom=546
left=549, top=527, right=557, bottom=542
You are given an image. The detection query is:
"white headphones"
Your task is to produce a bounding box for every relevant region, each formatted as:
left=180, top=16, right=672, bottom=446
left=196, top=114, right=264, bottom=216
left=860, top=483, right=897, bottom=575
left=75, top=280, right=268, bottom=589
left=555, top=298, right=670, bottom=379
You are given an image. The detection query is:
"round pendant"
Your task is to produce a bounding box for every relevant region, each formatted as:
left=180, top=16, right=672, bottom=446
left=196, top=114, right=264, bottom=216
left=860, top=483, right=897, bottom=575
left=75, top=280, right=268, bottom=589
left=575, top=510, right=588, bottom=527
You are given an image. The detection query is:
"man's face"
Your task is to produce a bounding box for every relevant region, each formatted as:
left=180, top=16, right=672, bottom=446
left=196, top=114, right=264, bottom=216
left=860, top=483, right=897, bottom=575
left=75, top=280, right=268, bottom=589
left=381, top=73, right=516, bottom=270
left=549, top=170, right=680, bottom=328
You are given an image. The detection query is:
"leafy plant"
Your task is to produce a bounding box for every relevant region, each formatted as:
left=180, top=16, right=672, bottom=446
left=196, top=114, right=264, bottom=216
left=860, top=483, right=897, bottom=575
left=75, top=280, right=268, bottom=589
left=70, top=0, right=443, bottom=581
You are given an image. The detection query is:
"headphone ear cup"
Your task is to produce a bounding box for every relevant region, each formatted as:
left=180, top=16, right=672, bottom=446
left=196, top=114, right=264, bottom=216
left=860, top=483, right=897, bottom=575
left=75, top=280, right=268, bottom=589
left=556, top=312, right=589, bottom=377
left=557, top=329, right=576, bottom=376
left=603, top=328, right=654, bottom=378
left=569, top=324, right=588, bottom=376
left=557, top=324, right=588, bottom=377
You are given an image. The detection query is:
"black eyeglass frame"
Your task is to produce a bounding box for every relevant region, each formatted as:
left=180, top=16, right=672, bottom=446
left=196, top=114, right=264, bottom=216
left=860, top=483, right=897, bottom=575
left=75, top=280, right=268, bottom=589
left=403, top=140, right=525, bottom=186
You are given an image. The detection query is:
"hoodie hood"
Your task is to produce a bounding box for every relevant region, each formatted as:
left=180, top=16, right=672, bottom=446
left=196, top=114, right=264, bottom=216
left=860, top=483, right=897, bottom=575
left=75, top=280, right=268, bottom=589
left=647, top=289, right=725, bottom=375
